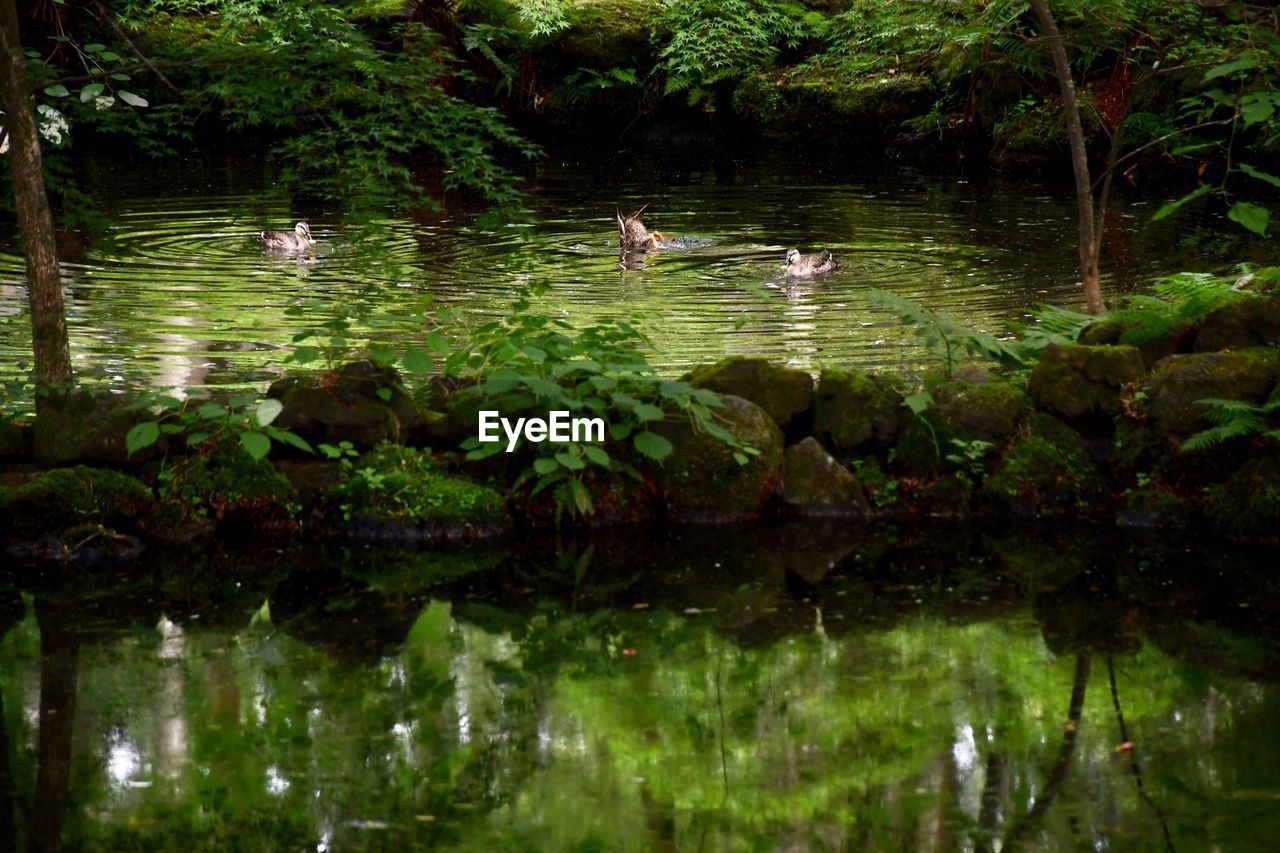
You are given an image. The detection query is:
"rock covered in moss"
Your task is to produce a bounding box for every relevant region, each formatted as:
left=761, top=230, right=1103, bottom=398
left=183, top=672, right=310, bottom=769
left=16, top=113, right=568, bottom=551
left=0, top=417, right=27, bottom=459
left=0, top=466, right=153, bottom=536
left=1079, top=314, right=1184, bottom=369
left=325, top=444, right=510, bottom=543
left=891, top=413, right=950, bottom=478
left=813, top=368, right=905, bottom=454
left=931, top=379, right=1033, bottom=442
left=33, top=389, right=158, bottom=465
left=149, top=451, right=300, bottom=542
left=684, top=357, right=813, bottom=428
left=1193, top=297, right=1280, bottom=352
left=553, top=0, right=657, bottom=66
left=268, top=360, right=425, bottom=449
left=733, top=68, right=935, bottom=137
left=1116, top=487, right=1194, bottom=530
left=912, top=476, right=974, bottom=519
left=1027, top=343, right=1145, bottom=420
left=1204, top=457, right=1280, bottom=542
left=982, top=414, right=1105, bottom=516
left=1145, top=350, right=1278, bottom=434
left=779, top=437, right=869, bottom=517
left=653, top=395, right=783, bottom=523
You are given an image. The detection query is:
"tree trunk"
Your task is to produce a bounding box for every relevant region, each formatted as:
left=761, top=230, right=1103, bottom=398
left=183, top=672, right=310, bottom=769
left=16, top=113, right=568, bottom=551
left=1029, top=0, right=1106, bottom=316
left=0, top=0, right=72, bottom=385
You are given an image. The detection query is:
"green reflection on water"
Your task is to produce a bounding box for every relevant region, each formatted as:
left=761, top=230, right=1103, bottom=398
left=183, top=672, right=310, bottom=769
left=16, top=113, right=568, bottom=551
left=2, top=531, right=1279, bottom=850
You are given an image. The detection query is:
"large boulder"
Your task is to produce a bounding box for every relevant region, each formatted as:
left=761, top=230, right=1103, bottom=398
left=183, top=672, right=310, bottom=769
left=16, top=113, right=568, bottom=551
left=268, top=360, right=425, bottom=449
left=1078, top=315, right=1185, bottom=369
left=1204, top=457, right=1280, bottom=542
left=931, top=379, right=1033, bottom=443
left=684, top=357, right=813, bottom=429
left=144, top=450, right=300, bottom=544
left=982, top=414, right=1105, bottom=517
left=33, top=389, right=157, bottom=465
left=1144, top=350, right=1278, bottom=434
left=812, top=368, right=905, bottom=455
left=652, top=395, right=784, bottom=523
left=779, top=437, right=869, bottom=517
left=1193, top=297, right=1280, bottom=352
left=0, top=466, right=153, bottom=537
left=554, top=0, right=657, bottom=67
left=1027, top=343, right=1145, bottom=421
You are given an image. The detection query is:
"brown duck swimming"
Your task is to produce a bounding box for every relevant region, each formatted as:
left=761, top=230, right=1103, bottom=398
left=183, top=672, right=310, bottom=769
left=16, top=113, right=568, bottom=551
left=616, top=205, right=666, bottom=250
left=260, top=222, right=314, bottom=253
left=784, top=248, right=840, bottom=277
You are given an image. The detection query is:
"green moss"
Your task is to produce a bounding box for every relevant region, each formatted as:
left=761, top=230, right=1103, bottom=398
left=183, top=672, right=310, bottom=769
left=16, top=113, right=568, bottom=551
left=813, top=368, right=904, bottom=454
left=1027, top=343, right=1145, bottom=420
left=1205, top=458, right=1280, bottom=541
left=892, top=413, right=950, bottom=478
left=983, top=414, right=1104, bottom=514
left=1194, top=297, right=1280, bottom=352
left=1145, top=349, right=1279, bottom=434
left=555, top=0, right=660, bottom=66
left=930, top=379, right=1032, bottom=443
left=164, top=451, right=300, bottom=525
left=329, top=444, right=508, bottom=527
left=653, top=395, right=784, bottom=522
left=684, top=357, right=813, bottom=428
left=733, top=68, right=935, bottom=133
left=0, top=466, right=153, bottom=533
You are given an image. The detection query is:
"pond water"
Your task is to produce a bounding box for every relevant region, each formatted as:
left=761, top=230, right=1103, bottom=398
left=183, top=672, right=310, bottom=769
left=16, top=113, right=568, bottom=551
left=0, top=155, right=1216, bottom=398
left=3, top=525, right=1279, bottom=850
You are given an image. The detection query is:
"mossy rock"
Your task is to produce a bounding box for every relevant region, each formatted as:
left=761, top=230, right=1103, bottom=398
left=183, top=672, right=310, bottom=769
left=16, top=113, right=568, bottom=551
left=1027, top=343, right=1145, bottom=420
left=891, top=413, right=951, bottom=478
left=733, top=68, right=935, bottom=137
left=930, top=379, right=1032, bottom=443
left=912, top=475, right=974, bottom=519
left=554, top=0, right=658, bottom=66
left=1204, top=457, right=1280, bottom=542
left=813, top=368, right=905, bottom=454
left=1079, top=315, right=1183, bottom=370
left=684, top=357, right=813, bottom=428
left=779, top=437, right=869, bottom=518
left=1145, top=350, right=1279, bottom=434
left=0, top=418, right=28, bottom=459
left=32, top=389, right=158, bottom=465
left=652, top=395, right=784, bottom=523
left=154, top=451, right=300, bottom=540
left=0, top=466, right=153, bottom=535
left=268, top=360, right=425, bottom=450
left=1117, top=487, right=1194, bottom=530
left=326, top=444, right=510, bottom=542
left=1193, top=297, right=1280, bottom=352
left=982, top=414, right=1105, bottom=516
left=1110, top=417, right=1170, bottom=485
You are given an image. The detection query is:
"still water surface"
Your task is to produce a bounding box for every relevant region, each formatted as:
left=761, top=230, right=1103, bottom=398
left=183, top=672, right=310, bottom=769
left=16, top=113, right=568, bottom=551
left=0, top=156, right=1211, bottom=396
left=2, top=525, right=1279, bottom=850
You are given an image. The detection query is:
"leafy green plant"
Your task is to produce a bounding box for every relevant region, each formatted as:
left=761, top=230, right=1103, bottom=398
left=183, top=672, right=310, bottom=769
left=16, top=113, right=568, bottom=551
left=859, top=288, right=1028, bottom=376
left=445, top=286, right=753, bottom=516
left=945, top=437, right=995, bottom=483
left=1181, top=398, right=1280, bottom=452
left=124, top=394, right=312, bottom=461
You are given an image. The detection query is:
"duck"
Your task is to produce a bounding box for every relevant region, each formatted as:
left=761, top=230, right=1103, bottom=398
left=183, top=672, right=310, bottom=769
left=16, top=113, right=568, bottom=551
left=616, top=205, right=666, bottom=250
left=784, top=248, right=840, bottom=277
left=260, top=222, right=313, bottom=253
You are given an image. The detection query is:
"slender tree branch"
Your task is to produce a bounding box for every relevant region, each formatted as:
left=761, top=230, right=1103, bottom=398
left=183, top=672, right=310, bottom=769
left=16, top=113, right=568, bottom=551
left=1089, top=117, right=1236, bottom=191
left=88, top=0, right=178, bottom=92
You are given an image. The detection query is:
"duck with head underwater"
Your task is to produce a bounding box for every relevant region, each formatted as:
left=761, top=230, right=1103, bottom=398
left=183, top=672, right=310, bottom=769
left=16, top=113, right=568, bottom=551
left=784, top=248, right=840, bottom=277
left=260, top=222, right=314, bottom=253
left=616, top=205, right=667, bottom=250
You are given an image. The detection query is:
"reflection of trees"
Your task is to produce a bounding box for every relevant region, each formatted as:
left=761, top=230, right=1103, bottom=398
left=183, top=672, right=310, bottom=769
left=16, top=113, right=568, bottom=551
left=29, top=600, right=80, bottom=853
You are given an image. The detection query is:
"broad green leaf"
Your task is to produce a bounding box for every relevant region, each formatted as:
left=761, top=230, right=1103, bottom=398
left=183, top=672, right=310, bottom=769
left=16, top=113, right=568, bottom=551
left=117, top=90, right=148, bottom=108
left=369, top=346, right=396, bottom=366
left=79, top=82, right=104, bottom=102
left=376, top=387, right=393, bottom=402
left=583, top=445, right=611, bottom=467
left=903, top=391, right=934, bottom=415
left=1228, top=201, right=1269, bottom=235
left=555, top=452, right=586, bottom=470
left=633, top=431, right=673, bottom=461
left=1240, top=163, right=1280, bottom=189
left=402, top=347, right=433, bottom=374
left=197, top=402, right=227, bottom=420
left=533, top=457, right=559, bottom=475
left=1203, top=56, right=1258, bottom=81
left=186, top=431, right=210, bottom=447
left=126, top=421, right=160, bottom=456
left=43, top=84, right=69, bottom=98
left=255, top=398, right=284, bottom=426
left=292, top=346, right=320, bottom=364
left=239, top=430, right=271, bottom=460
left=1152, top=184, right=1212, bottom=221
left=267, top=428, right=313, bottom=454
left=632, top=403, right=664, bottom=422
left=565, top=478, right=593, bottom=515
left=427, top=331, right=450, bottom=356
